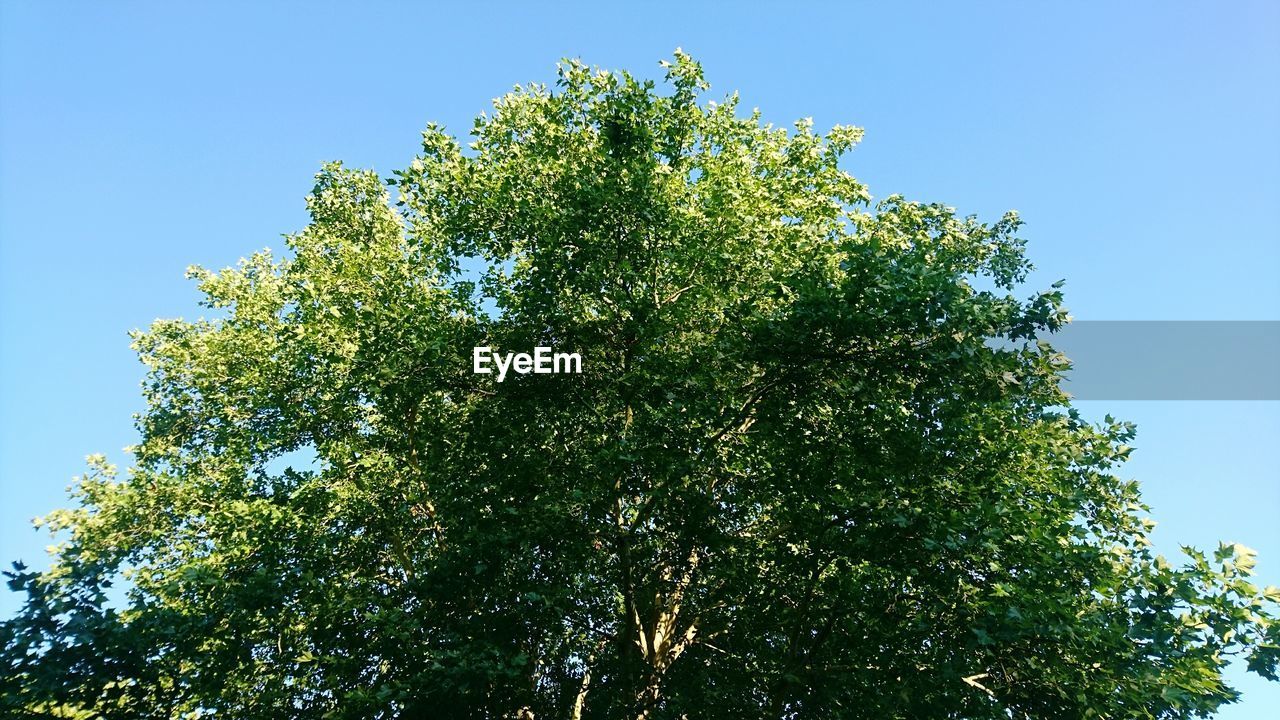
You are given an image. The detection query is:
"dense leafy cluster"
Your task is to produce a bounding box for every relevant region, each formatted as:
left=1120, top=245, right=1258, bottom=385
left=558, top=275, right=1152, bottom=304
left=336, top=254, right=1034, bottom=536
left=3, top=53, right=1277, bottom=719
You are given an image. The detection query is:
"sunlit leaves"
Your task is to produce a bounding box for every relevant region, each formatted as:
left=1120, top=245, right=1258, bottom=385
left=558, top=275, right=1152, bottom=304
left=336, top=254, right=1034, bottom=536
left=3, top=53, right=1276, bottom=720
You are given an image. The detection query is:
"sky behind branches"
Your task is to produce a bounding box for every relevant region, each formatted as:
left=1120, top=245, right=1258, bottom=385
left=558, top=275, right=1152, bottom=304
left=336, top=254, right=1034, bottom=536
left=1, top=1, right=1277, bottom=714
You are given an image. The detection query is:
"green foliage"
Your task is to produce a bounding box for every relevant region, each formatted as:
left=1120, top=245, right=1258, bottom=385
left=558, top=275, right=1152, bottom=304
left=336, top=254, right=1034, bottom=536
left=3, top=52, right=1276, bottom=719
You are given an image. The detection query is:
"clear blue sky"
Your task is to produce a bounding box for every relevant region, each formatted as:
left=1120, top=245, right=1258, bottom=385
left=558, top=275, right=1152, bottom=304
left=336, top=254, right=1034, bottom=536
left=1, top=1, right=1277, bottom=714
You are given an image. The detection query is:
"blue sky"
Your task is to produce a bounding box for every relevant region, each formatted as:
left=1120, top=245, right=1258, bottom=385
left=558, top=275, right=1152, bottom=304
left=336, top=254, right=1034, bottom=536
left=1, top=1, right=1277, bottom=713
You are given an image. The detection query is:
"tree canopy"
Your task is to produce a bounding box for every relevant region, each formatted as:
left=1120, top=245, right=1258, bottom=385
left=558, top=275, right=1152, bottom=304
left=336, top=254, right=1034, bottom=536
left=3, top=53, right=1277, bottom=719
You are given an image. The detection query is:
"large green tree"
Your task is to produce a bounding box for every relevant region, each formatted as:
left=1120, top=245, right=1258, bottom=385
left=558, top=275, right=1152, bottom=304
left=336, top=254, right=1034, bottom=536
left=3, top=53, right=1277, bottom=719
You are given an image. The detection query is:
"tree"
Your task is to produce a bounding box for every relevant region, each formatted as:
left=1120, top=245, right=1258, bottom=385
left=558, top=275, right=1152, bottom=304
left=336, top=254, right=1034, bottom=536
left=3, top=52, right=1277, bottom=720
